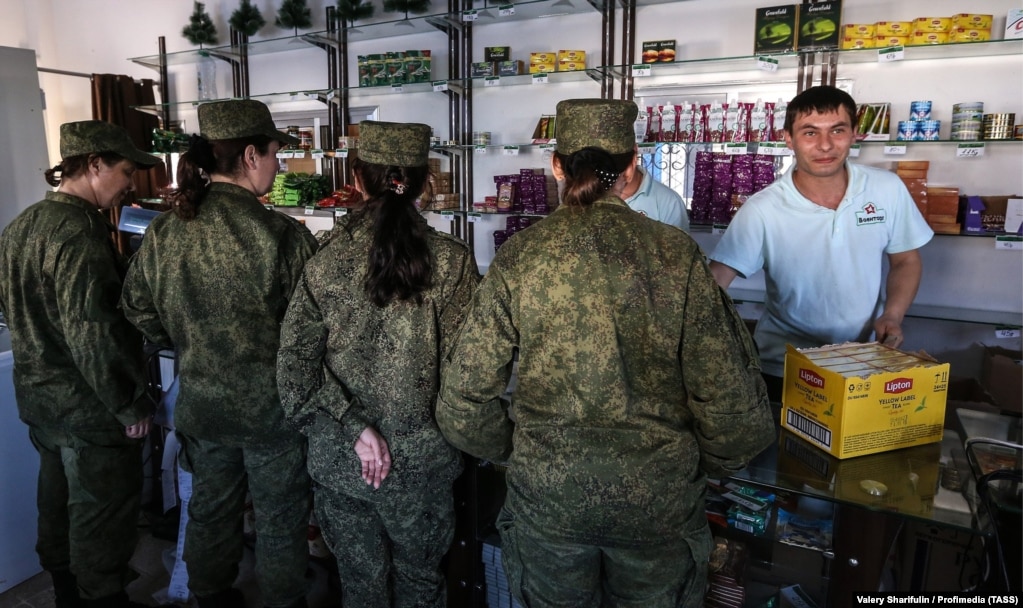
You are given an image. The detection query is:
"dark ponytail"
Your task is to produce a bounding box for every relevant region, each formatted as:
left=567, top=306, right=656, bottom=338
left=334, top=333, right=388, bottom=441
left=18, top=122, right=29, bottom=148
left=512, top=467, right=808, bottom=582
left=167, top=134, right=273, bottom=220
left=45, top=152, right=124, bottom=187
left=554, top=146, right=633, bottom=207
left=348, top=157, right=433, bottom=307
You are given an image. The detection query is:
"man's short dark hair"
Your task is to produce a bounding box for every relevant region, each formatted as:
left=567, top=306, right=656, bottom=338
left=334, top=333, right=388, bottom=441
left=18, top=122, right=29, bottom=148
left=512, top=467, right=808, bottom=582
left=783, top=85, right=858, bottom=134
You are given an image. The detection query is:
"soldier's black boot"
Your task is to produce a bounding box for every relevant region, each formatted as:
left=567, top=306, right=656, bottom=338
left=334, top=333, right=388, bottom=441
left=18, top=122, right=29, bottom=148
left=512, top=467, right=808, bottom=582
left=197, top=588, right=247, bottom=608
left=49, top=569, right=81, bottom=608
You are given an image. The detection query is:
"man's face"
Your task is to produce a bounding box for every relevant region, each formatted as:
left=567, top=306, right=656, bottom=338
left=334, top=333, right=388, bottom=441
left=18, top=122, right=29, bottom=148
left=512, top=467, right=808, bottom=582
left=783, top=107, right=855, bottom=180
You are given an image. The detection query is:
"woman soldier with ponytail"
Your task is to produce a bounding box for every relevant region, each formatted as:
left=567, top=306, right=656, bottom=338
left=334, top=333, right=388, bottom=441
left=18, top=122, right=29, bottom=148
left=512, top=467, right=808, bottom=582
left=437, top=99, right=775, bottom=608
left=277, top=120, right=479, bottom=608
left=122, top=100, right=317, bottom=608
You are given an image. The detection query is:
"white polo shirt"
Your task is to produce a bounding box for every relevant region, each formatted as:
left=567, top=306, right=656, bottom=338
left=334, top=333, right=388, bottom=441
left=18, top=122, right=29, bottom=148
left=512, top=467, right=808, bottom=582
left=624, top=168, right=690, bottom=232
left=710, top=161, right=934, bottom=376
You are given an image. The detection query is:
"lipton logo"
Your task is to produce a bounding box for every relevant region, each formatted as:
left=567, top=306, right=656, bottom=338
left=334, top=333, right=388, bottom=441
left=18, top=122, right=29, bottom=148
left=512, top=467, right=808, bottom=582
left=885, top=378, right=913, bottom=394
left=799, top=369, right=824, bottom=388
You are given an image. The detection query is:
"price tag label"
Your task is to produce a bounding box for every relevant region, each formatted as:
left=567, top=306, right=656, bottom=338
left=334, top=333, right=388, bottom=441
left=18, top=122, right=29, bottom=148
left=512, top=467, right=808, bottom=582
left=440, top=210, right=456, bottom=221
left=711, top=224, right=729, bottom=235
left=531, top=73, right=549, bottom=84
left=468, top=212, right=483, bottom=223
left=290, top=150, right=303, bottom=159
left=275, top=151, right=287, bottom=159
left=637, top=142, right=657, bottom=156
left=756, top=56, right=779, bottom=72
left=304, top=206, right=315, bottom=216
left=288, top=92, right=300, bottom=101
left=848, top=144, right=862, bottom=158
left=484, top=76, right=500, bottom=87
left=995, top=235, right=1023, bottom=250
left=503, top=145, right=520, bottom=156
left=310, top=149, right=325, bottom=159
left=334, top=207, right=348, bottom=217
left=877, top=46, right=905, bottom=63
left=335, top=148, right=349, bottom=158
left=432, top=80, right=449, bottom=92
left=498, top=4, right=515, bottom=16
left=631, top=64, right=652, bottom=77
left=995, top=326, right=1022, bottom=339
left=461, top=9, right=478, bottom=21
left=391, top=83, right=404, bottom=93
left=723, top=143, right=747, bottom=155
left=956, top=143, right=985, bottom=158
left=474, top=145, right=487, bottom=155
left=538, top=143, right=555, bottom=151
left=883, top=143, right=907, bottom=155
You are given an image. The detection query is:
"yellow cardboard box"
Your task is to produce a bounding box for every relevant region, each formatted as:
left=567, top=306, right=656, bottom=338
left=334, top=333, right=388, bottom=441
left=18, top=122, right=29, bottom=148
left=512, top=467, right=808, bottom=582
left=782, top=342, right=949, bottom=459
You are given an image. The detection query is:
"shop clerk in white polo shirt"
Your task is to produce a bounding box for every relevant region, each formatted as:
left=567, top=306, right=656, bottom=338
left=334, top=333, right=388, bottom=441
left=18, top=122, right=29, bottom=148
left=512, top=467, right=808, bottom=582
left=709, top=85, right=933, bottom=399
left=615, top=160, right=690, bottom=231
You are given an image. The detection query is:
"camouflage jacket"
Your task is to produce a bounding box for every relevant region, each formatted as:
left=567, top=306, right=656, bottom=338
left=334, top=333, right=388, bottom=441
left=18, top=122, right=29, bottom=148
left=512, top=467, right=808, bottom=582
left=437, top=195, right=774, bottom=547
left=0, top=192, right=151, bottom=438
left=121, top=182, right=317, bottom=447
left=278, top=214, right=478, bottom=498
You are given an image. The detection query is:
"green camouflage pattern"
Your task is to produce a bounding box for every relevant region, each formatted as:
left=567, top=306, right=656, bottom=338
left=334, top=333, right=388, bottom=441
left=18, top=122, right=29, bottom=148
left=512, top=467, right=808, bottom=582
left=59, top=120, right=161, bottom=166
left=31, top=427, right=143, bottom=600
left=438, top=195, right=774, bottom=548
left=121, top=182, right=317, bottom=447
left=497, top=507, right=710, bottom=607
left=198, top=99, right=300, bottom=146
left=314, top=482, right=454, bottom=608
left=177, top=433, right=310, bottom=607
left=0, top=191, right=153, bottom=435
left=278, top=213, right=478, bottom=493
left=356, top=120, right=432, bottom=167
left=555, top=99, right=638, bottom=155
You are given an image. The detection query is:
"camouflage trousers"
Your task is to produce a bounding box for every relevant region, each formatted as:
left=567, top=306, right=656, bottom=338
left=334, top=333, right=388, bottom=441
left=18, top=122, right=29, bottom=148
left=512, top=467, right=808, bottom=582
left=496, top=507, right=710, bottom=608
left=29, top=426, right=143, bottom=600
left=314, top=482, right=455, bottom=608
left=177, top=434, right=311, bottom=608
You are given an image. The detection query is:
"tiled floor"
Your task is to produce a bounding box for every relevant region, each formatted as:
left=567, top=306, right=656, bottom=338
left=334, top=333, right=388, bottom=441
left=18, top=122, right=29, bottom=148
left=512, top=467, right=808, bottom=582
left=0, top=528, right=341, bottom=608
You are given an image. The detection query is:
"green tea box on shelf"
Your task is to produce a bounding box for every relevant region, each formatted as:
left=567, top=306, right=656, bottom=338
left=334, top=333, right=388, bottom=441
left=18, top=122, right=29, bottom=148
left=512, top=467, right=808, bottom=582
left=754, top=5, right=798, bottom=54
left=797, top=0, right=842, bottom=50
left=781, top=342, right=949, bottom=459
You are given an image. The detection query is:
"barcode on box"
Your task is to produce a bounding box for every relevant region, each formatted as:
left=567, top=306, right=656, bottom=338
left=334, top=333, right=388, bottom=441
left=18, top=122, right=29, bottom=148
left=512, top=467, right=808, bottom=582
left=786, top=409, right=833, bottom=448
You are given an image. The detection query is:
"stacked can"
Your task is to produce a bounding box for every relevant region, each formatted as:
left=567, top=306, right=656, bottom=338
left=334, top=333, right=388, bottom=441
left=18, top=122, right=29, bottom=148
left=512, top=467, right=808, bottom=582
left=896, top=101, right=940, bottom=141
left=950, top=102, right=984, bottom=141
left=982, top=113, right=1015, bottom=140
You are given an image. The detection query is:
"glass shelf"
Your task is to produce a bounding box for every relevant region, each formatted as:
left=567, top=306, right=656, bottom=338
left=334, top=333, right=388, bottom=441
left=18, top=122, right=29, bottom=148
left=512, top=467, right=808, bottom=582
left=131, top=89, right=337, bottom=116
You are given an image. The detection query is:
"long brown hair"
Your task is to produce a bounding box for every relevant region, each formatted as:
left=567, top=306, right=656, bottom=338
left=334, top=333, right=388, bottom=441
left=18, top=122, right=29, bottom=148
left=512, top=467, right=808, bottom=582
left=554, top=146, right=633, bottom=207
left=346, top=157, right=432, bottom=307
left=166, top=135, right=273, bottom=220
left=44, top=152, right=123, bottom=187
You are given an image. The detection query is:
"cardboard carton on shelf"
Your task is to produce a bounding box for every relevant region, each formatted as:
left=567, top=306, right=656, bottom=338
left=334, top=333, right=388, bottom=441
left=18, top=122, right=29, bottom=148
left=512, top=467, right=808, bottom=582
left=782, top=342, right=949, bottom=459
left=980, top=345, right=1022, bottom=414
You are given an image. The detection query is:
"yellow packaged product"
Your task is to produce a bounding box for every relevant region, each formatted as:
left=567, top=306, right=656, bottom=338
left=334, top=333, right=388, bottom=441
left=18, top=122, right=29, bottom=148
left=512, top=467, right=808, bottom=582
left=913, top=17, right=952, bottom=32
left=529, top=52, right=557, bottom=64
left=842, top=23, right=876, bottom=38
left=557, top=49, right=586, bottom=63
left=949, top=27, right=991, bottom=42
left=951, top=13, right=992, bottom=30
left=875, top=21, right=912, bottom=36
left=840, top=37, right=875, bottom=50
left=528, top=63, right=556, bottom=74
left=874, top=35, right=909, bottom=48
left=910, top=31, right=949, bottom=45
left=557, top=60, right=585, bottom=72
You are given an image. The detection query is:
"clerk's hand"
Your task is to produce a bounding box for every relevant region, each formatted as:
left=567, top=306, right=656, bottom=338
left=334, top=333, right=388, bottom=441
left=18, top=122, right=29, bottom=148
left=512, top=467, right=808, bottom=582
left=874, top=314, right=904, bottom=348
left=125, top=416, right=152, bottom=439
left=355, top=426, right=392, bottom=489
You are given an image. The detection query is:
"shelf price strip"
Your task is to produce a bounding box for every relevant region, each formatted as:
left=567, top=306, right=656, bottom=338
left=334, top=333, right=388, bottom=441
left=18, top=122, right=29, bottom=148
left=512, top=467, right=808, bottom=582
left=883, top=143, right=907, bottom=156
left=877, top=46, right=905, bottom=63
left=498, top=4, right=515, bottom=16
left=756, top=56, right=779, bottom=72
left=468, top=212, right=482, bottom=223
left=531, top=73, right=549, bottom=84
left=994, top=235, right=1022, bottom=250
left=956, top=143, right=985, bottom=158
left=995, top=326, right=1022, bottom=339
left=432, top=80, right=448, bottom=92
left=631, top=64, right=652, bottom=77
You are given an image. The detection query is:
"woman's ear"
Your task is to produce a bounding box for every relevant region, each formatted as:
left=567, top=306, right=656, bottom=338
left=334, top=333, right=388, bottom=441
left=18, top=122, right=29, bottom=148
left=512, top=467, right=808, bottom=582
left=243, top=144, right=259, bottom=170
left=550, top=155, right=565, bottom=181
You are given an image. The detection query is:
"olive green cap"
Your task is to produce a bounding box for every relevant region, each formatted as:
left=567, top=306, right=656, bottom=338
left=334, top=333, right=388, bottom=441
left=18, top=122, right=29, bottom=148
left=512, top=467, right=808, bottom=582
left=59, top=120, right=161, bottom=167
left=555, top=99, right=638, bottom=155
left=198, top=99, right=299, bottom=146
left=357, top=120, right=431, bottom=167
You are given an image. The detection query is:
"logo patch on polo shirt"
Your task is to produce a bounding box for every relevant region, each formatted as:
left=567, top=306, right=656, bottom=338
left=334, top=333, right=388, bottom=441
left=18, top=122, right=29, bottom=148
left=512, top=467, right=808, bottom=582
left=855, top=202, right=886, bottom=226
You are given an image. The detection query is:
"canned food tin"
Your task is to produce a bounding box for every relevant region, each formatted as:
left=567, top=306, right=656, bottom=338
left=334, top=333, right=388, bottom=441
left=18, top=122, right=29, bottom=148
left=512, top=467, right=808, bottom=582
left=472, top=131, right=492, bottom=146
left=917, top=120, right=941, bottom=141
left=1015, top=125, right=1023, bottom=140
left=909, top=101, right=932, bottom=121
left=952, top=102, right=984, bottom=114
left=896, top=121, right=919, bottom=141
left=298, top=128, right=314, bottom=151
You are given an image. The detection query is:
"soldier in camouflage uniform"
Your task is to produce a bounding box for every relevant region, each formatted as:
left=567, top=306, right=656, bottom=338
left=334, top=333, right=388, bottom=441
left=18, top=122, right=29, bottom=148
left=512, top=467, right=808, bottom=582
left=277, top=120, right=478, bottom=608
left=0, top=121, right=159, bottom=608
left=121, top=100, right=317, bottom=608
left=437, top=99, right=775, bottom=608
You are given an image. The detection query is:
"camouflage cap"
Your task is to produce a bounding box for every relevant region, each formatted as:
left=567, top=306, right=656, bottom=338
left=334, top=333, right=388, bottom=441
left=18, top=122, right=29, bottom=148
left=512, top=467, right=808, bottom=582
left=59, top=120, right=161, bottom=167
left=198, top=99, right=299, bottom=146
left=555, top=99, right=638, bottom=155
left=357, top=120, right=431, bottom=167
